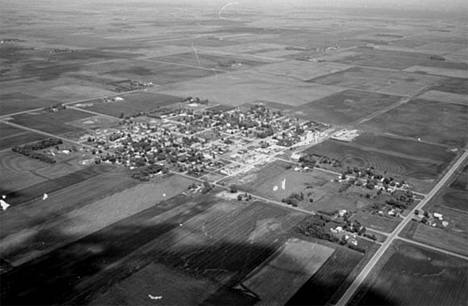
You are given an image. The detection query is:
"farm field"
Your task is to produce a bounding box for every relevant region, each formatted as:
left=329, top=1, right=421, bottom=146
left=0, top=163, right=116, bottom=206
left=77, top=91, right=183, bottom=117
left=303, top=139, right=446, bottom=192
left=252, top=60, right=351, bottom=81
left=0, top=192, right=307, bottom=305
left=286, top=244, right=363, bottom=306
left=298, top=89, right=401, bottom=124
left=361, top=98, right=468, bottom=148
left=418, top=90, right=468, bottom=106
left=430, top=77, right=468, bottom=95
left=352, top=133, right=458, bottom=164
left=149, top=52, right=267, bottom=70
left=332, top=47, right=431, bottom=70
left=0, top=174, right=197, bottom=267
left=243, top=238, right=334, bottom=306
left=1, top=1, right=467, bottom=305
left=10, top=108, right=94, bottom=135
left=404, top=65, right=468, bottom=79
left=0, top=92, right=60, bottom=115
left=351, top=241, right=468, bottom=306
left=403, top=218, right=468, bottom=257
left=157, top=69, right=344, bottom=107
left=400, top=161, right=468, bottom=256
left=83, top=59, right=218, bottom=86
left=424, top=161, right=468, bottom=212
left=0, top=151, right=50, bottom=192
left=0, top=123, right=48, bottom=150
left=308, top=67, right=444, bottom=93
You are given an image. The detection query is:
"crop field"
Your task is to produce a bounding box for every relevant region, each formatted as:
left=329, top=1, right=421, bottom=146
left=11, top=108, right=94, bottom=135
left=0, top=123, right=47, bottom=150
left=352, top=241, right=468, bottom=306
left=450, top=163, right=468, bottom=192
left=0, top=167, right=134, bottom=239
left=84, top=59, right=218, bottom=85
left=404, top=65, right=468, bottom=79
left=253, top=60, right=351, bottom=81
left=377, top=82, right=426, bottom=96
left=309, top=67, right=444, bottom=92
left=303, top=139, right=446, bottom=181
left=418, top=90, right=468, bottom=105
left=158, top=69, right=344, bottom=107
left=149, top=52, right=267, bottom=70
left=404, top=220, right=468, bottom=256
left=2, top=2, right=467, bottom=305
left=286, top=245, right=363, bottom=306
left=87, top=262, right=221, bottom=306
left=353, top=133, right=458, bottom=164
left=80, top=91, right=183, bottom=117
left=332, top=48, right=430, bottom=70
left=243, top=238, right=334, bottom=306
left=1, top=163, right=116, bottom=207
left=423, top=162, right=468, bottom=212
left=297, top=89, right=401, bottom=124
left=0, top=151, right=49, bottom=192
left=0, top=92, right=60, bottom=115
left=0, top=174, right=197, bottom=266
left=430, top=77, right=468, bottom=95
left=361, top=98, right=468, bottom=148
left=0, top=191, right=307, bottom=305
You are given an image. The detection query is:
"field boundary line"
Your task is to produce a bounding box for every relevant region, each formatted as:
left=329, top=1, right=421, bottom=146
left=396, top=236, right=468, bottom=260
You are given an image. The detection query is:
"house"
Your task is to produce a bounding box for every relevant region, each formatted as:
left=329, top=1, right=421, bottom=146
left=291, top=152, right=304, bottom=161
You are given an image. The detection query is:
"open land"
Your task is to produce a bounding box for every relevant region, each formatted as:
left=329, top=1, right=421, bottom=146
left=401, top=160, right=468, bottom=256
left=349, top=241, right=468, bottom=306
left=0, top=1, right=467, bottom=306
left=361, top=98, right=468, bottom=148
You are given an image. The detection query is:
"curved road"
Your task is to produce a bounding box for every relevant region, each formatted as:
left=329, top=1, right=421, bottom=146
left=336, top=149, right=468, bottom=306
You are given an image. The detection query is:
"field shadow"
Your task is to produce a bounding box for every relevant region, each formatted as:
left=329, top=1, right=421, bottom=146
left=0, top=221, right=397, bottom=306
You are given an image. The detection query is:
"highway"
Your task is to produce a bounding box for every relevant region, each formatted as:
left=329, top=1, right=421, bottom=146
left=336, top=149, right=468, bottom=306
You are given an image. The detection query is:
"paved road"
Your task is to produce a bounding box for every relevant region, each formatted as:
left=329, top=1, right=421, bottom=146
left=336, top=149, right=468, bottom=306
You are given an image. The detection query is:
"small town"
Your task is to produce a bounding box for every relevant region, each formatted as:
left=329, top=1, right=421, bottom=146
left=75, top=100, right=333, bottom=180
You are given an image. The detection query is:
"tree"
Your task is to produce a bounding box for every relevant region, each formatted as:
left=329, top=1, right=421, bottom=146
left=229, top=185, right=238, bottom=193
left=237, top=194, right=243, bottom=201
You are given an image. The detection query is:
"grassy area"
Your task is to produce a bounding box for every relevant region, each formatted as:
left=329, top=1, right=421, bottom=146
left=228, top=160, right=335, bottom=203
